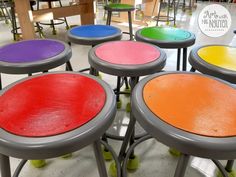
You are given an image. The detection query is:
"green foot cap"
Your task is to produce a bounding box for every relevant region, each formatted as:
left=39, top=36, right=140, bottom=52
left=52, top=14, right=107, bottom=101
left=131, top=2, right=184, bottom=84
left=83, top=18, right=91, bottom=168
left=103, top=148, right=113, bottom=161
left=61, top=153, right=72, bottom=159
left=127, top=155, right=139, bottom=171
left=117, top=100, right=122, bottom=109
left=126, top=102, right=131, bottom=113
left=169, top=148, right=181, bottom=157
left=30, top=160, right=46, bottom=168
left=217, top=170, right=236, bottom=177
left=109, top=161, right=117, bottom=177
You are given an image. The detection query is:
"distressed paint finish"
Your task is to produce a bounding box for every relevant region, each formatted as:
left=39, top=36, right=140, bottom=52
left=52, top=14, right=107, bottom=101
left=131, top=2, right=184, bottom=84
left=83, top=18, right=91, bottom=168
left=143, top=73, right=236, bottom=137
left=0, top=73, right=106, bottom=137
left=198, top=46, right=236, bottom=71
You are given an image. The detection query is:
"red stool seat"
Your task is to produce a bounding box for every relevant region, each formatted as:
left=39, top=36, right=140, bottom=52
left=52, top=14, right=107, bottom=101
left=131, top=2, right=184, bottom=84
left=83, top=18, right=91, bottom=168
left=0, top=73, right=106, bottom=137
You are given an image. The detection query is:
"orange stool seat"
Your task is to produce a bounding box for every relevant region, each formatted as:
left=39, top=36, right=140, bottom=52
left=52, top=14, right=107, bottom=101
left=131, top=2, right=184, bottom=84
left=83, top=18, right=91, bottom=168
left=189, top=45, right=236, bottom=83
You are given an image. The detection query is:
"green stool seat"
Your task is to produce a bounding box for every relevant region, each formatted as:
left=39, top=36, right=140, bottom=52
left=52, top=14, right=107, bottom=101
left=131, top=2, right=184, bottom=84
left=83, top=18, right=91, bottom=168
left=105, top=3, right=135, bottom=11
left=136, top=26, right=195, bottom=71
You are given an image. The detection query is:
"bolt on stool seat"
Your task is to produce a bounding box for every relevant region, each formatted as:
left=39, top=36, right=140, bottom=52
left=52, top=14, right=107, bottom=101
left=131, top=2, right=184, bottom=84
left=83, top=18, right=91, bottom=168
left=0, top=39, right=72, bottom=90
left=124, top=72, right=236, bottom=177
left=89, top=40, right=166, bottom=171
left=105, top=2, right=135, bottom=40
left=0, top=72, right=120, bottom=177
left=135, top=26, right=195, bottom=71
left=189, top=45, right=236, bottom=83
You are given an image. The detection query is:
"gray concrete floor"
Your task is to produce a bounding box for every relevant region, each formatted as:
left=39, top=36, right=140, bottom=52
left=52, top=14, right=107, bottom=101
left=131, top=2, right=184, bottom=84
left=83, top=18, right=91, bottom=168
left=0, top=1, right=236, bottom=177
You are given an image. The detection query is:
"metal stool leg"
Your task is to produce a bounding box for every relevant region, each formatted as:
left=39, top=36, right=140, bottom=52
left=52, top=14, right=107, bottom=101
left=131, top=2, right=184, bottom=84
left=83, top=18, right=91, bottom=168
left=182, top=48, right=187, bottom=71
left=116, top=76, right=121, bottom=108
left=177, top=48, right=181, bottom=71
left=174, top=154, right=190, bottom=177
left=0, top=73, right=2, bottom=90
left=66, top=61, right=73, bottom=71
left=128, top=11, right=133, bottom=40
left=106, top=11, right=112, bottom=25
left=124, top=77, right=129, bottom=90
left=0, top=154, right=11, bottom=177
left=118, top=77, right=139, bottom=161
left=58, top=0, right=69, bottom=29
left=48, top=2, right=56, bottom=35
left=93, top=140, right=108, bottom=177
left=156, top=0, right=163, bottom=26
left=190, top=67, right=196, bottom=72
left=225, top=160, right=234, bottom=173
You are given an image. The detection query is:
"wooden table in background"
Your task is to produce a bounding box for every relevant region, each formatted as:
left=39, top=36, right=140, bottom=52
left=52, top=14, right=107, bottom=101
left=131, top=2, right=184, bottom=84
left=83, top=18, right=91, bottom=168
left=14, top=0, right=95, bottom=40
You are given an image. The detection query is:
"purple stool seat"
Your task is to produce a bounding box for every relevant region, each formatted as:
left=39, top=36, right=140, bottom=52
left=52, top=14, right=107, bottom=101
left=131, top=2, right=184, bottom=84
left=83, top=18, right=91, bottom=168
left=0, top=39, right=71, bottom=74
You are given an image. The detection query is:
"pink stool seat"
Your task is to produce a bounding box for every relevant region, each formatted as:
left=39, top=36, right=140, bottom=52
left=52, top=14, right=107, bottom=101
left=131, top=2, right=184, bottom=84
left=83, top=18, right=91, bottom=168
left=95, top=41, right=161, bottom=65
left=0, top=73, right=106, bottom=137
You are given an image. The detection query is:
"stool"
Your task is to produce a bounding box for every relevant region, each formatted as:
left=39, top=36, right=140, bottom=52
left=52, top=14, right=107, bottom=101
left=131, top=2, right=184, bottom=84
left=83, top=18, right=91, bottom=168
left=135, top=26, right=195, bottom=71
left=105, top=2, right=135, bottom=40
left=0, top=39, right=72, bottom=90
left=0, top=72, right=120, bottom=177
left=89, top=40, right=166, bottom=171
left=154, top=0, right=180, bottom=26
left=189, top=45, right=236, bottom=83
left=123, top=71, right=236, bottom=177
left=37, top=0, right=69, bottom=35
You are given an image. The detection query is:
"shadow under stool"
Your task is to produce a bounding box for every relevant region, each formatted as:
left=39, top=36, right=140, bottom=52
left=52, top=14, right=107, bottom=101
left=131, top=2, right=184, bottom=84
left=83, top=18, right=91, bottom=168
left=189, top=45, right=236, bottom=175
left=88, top=40, right=166, bottom=172
left=135, top=26, right=195, bottom=71
left=0, top=72, right=120, bottom=177
left=0, top=39, right=73, bottom=90
left=123, top=71, right=236, bottom=177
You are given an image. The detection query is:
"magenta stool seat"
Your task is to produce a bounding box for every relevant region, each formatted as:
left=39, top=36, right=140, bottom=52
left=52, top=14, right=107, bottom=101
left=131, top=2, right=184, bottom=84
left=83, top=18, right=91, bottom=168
left=0, top=39, right=72, bottom=89
left=0, top=72, right=120, bottom=177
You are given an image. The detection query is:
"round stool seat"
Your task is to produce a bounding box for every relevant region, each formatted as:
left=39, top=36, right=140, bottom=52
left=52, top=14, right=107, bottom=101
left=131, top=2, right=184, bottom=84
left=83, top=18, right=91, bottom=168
left=135, top=27, right=195, bottom=48
left=89, top=41, right=166, bottom=76
left=67, top=25, right=122, bottom=46
left=189, top=45, right=236, bottom=83
left=0, top=39, right=71, bottom=74
left=132, top=72, right=236, bottom=159
left=104, top=4, right=135, bottom=12
left=0, top=72, right=116, bottom=159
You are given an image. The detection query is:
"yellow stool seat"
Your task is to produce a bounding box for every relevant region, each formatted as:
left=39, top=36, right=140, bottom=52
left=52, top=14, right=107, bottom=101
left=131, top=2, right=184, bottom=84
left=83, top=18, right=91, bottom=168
left=189, top=45, right=236, bottom=83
